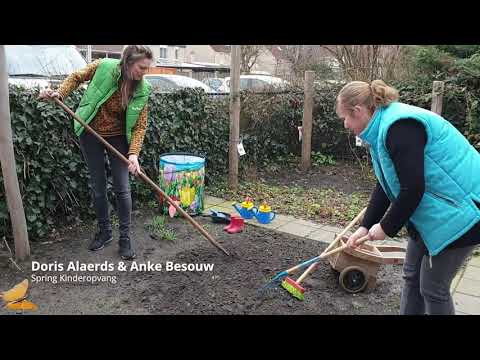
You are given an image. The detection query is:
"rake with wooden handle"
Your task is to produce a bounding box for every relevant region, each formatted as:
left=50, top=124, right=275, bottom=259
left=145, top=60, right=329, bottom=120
left=53, top=98, right=230, bottom=256
left=261, top=233, right=371, bottom=293
left=280, top=207, right=367, bottom=299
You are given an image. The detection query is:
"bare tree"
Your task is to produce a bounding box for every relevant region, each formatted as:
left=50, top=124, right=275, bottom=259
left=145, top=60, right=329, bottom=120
left=240, top=45, right=266, bottom=73
left=281, top=45, right=318, bottom=76
left=320, top=45, right=405, bottom=81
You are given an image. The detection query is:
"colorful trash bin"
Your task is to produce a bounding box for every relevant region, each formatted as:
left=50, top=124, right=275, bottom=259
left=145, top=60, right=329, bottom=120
left=158, top=153, right=205, bottom=216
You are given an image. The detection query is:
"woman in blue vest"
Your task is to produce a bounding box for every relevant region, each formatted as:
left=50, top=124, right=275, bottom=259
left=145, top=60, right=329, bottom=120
left=39, top=45, right=153, bottom=261
left=336, top=80, right=480, bottom=315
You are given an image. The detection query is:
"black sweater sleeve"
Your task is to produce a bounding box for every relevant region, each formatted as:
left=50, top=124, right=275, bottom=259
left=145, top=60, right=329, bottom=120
left=361, top=182, right=390, bottom=229
left=361, top=119, right=427, bottom=236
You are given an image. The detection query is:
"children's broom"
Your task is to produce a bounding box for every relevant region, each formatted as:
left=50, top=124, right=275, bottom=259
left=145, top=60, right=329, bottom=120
left=280, top=207, right=367, bottom=300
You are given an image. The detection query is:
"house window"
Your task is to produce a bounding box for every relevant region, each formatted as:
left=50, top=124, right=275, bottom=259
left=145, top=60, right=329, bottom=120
left=175, top=47, right=179, bottom=60
left=159, top=46, right=168, bottom=59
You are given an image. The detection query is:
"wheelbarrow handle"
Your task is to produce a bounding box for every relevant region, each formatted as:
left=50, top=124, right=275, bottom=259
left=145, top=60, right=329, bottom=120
left=322, top=207, right=367, bottom=255
left=320, top=234, right=371, bottom=259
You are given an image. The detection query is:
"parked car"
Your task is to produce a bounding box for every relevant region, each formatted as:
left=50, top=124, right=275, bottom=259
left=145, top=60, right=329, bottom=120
left=314, top=79, right=343, bottom=88
left=6, top=45, right=87, bottom=89
left=202, top=77, right=229, bottom=93
left=145, top=74, right=214, bottom=93
left=224, top=74, right=290, bottom=93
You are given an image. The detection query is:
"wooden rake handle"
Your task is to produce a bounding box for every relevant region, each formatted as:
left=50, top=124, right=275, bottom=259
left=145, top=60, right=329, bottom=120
left=53, top=98, right=230, bottom=256
left=322, top=207, right=367, bottom=255
left=295, top=233, right=370, bottom=285
left=320, top=234, right=371, bottom=259
left=296, top=262, right=319, bottom=284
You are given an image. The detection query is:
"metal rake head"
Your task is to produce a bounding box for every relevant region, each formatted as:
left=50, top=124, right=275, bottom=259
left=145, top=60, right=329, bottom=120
left=257, top=272, right=287, bottom=294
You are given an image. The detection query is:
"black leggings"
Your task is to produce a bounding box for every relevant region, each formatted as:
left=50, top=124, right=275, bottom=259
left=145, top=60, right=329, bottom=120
left=79, top=132, right=131, bottom=238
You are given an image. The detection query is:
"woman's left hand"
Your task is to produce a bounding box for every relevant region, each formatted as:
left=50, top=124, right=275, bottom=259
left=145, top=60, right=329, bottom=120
left=128, top=155, right=141, bottom=176
left=368, top=223, right=386, bottom=241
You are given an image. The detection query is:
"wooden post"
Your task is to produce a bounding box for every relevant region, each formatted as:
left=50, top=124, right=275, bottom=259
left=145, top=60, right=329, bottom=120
left=301, top=71, right=314, bottom=171
left=228, top=45, right=241, bottom=190
left=86, top=45, right=92, bottom=63
left=0, top=46, right=30, bottom=260
left=431, top=80, right=445, bottom=115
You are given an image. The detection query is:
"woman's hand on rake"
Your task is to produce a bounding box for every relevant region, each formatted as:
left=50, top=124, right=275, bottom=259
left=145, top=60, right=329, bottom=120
left=38, top=88, right=61, bottom=101
left=128, top=154, right=141, bottom=176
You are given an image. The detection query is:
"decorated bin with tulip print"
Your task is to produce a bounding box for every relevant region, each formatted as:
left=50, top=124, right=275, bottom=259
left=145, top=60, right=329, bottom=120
left=158, top=153, right=205, bottom=216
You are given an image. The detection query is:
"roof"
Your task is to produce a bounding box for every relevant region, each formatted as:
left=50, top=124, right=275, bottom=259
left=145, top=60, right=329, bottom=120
left=76, top=45, right=124, bottom=53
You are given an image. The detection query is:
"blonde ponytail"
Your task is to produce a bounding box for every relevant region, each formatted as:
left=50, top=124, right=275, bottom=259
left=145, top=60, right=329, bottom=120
left=370, top=79, right=399, bottom=107
left=336, top=80, right=399, bottom=114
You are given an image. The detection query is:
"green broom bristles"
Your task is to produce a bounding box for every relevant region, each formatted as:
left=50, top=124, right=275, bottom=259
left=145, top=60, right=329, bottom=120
left=281, top=277, right=305, bottom=301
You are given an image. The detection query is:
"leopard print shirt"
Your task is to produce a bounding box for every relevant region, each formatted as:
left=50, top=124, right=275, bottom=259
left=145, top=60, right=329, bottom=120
left=57, top=59, right=148, bottom=156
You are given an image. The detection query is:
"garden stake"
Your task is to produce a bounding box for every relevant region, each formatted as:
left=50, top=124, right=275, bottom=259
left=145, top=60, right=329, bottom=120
left=53, top=98, right=230, bottom=256
left=281, top=207, right=367, bottom=300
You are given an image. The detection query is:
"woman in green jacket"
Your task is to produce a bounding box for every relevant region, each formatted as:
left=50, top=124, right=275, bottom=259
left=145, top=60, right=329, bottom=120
left=40, top=45, right=153, bottom=260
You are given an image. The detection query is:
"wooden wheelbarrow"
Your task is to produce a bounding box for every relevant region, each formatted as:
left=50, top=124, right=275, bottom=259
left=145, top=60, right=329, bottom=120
left=280, top=207, right=406, bottom=299
left=327, top=236, right=406, bottom=293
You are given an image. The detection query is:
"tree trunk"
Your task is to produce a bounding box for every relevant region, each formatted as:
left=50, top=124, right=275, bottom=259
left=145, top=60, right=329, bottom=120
left=228, top=45, right=241, bottom=190
left=301, top=71, right=314, bottom=171
left=0, top=45, right=30, bottom=260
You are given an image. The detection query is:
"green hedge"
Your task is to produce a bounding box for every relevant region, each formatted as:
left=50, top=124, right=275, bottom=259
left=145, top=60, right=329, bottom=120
left=392, top=80, right=480, bottom=150
left=2, top=80, right=479, bottom=241
left=238, top=83, right=361, bottom=163
left=2, top=86, right=91, bottom=239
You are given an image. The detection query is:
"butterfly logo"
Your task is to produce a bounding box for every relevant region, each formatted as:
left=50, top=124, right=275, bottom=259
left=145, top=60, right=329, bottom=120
left=1, top=279, right=38, bottom=313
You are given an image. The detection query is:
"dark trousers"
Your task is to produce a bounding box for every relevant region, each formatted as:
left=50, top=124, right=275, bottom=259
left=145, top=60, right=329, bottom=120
left=400, top=236, right=474, bottom=315
left=79, top=132, right=131, bottom=239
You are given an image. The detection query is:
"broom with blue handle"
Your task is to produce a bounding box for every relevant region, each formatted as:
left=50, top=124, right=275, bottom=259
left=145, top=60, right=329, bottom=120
left=260, top=233, right=370, bottom=292
left=260, top=207, right=367, bottom=293
left=281, top=207, right=367, bottom=299
left=260, top=255, right=325, bottom=291
left=280, top=233, right=371, bottom=299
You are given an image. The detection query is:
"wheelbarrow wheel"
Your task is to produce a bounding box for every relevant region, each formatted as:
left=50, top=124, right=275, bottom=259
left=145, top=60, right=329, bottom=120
left=339, top=266, right=368, bottom=293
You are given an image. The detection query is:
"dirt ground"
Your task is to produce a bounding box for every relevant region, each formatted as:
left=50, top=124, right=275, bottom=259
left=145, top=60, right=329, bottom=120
left=257, top=160, right=375, bottom=195
left=0, top=208, right=402, bottom=315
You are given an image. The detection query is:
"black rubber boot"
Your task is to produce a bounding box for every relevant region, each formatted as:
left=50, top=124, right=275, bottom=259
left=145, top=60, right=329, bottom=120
left=119, top=235, right=136, bottom=260
left=88, top=227, right=113, bottom=251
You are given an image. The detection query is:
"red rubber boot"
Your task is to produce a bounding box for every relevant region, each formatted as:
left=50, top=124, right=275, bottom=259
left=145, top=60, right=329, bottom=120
left=226, top=216, right=245, bottom=234
left=223, top=214, right=239, bottom=232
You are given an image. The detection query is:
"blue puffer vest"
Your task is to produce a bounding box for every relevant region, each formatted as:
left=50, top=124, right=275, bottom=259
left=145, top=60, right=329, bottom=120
left=359, top=102, right=480, bottom=255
